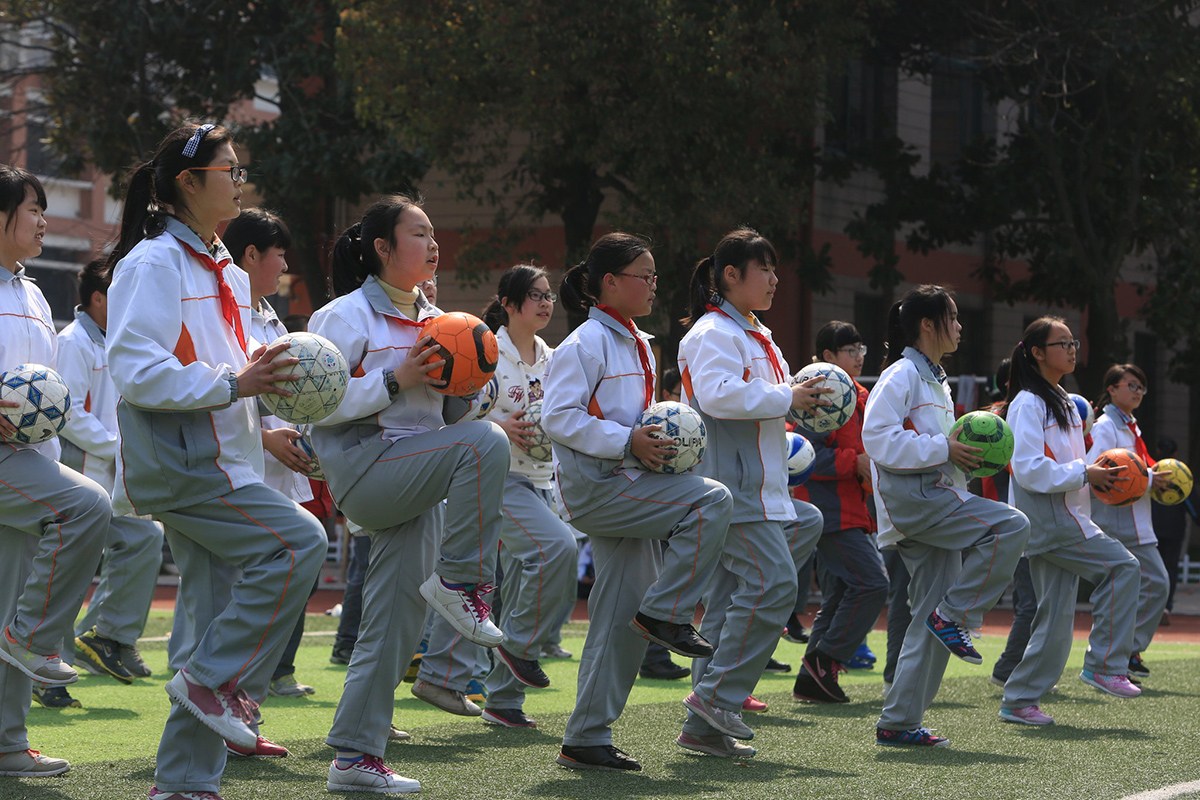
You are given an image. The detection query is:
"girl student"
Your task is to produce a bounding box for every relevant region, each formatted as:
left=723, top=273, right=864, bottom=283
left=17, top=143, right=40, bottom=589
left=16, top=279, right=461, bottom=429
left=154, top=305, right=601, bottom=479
left=103, top=123, right=327, bottom=800
left=0, top=166, right=109, bottom=779
left=542, top=232, right=732, bottom=772
left=311, top=194, right=510, bottom=794
left=863, top=284, right=1030, bottom=748
left=674, top=228, right=826, bottom=757
left=471, top=263, right=579, bottom=728
left=998, top=319, right=1141, bottom=725
left=790, top=320, right=889, bottom=705
left=1087, top=363, right=1171, bottom=680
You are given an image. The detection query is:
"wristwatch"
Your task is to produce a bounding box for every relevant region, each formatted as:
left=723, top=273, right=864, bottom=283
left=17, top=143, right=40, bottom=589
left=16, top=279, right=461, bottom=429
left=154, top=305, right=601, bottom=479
left=384, top=368, right=400, bottom=399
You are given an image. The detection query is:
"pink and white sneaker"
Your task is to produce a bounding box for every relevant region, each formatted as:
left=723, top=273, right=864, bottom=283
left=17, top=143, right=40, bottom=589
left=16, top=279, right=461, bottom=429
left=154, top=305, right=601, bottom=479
left=1079, top=669, right=1141, bottom=698
left=164, top=670, right=257, bottom=749
left=148, top=787, right=223, bottom=800
left=999, top=705, right=1055, bottom=726
left=328, top=754, right=420, bottom=794
left=741, top=695, right=768, bottom=713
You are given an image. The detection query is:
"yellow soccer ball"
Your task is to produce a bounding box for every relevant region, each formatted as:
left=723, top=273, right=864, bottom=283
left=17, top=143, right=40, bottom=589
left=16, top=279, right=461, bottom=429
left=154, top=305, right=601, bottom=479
left=1151, top=458, right=1193, bottom=506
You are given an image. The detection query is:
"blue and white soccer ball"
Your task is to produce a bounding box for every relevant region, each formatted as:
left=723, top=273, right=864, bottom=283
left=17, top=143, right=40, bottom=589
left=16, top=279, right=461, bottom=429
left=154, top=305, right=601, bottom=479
left=0, top=363, right=71, bottom=444
left=295, top=426, right=325, bottom=481
left=260, top=332, right=349, bottom=425
left=470, top=375, right=500, bottom=420
left=636, top=400, right=707, bottom=474
left=786, top=431, right=816, bottom=487
left=787, top=362, right=856, bottom=434
left=523, top=400, right=554, bottom=462
left=1069, top=393, right=1094, bottom=437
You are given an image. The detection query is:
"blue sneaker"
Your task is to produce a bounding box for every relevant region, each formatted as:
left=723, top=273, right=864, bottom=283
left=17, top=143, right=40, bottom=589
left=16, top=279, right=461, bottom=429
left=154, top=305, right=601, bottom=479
left=845, top=642, right=877, bottom=670
left=925, top=610, right=982, bottom=664
left=876, top=726, right=949, bottom=747
left=465, top=678, right=488, bottom=705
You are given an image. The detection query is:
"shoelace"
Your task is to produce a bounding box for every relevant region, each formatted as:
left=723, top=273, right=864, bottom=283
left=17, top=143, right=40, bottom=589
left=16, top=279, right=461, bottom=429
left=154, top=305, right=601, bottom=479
left=358, top=755, right=395, bottom=775
left=218, top=684, right=260, bottom=726
left=461, top=583, right=495, bottom=623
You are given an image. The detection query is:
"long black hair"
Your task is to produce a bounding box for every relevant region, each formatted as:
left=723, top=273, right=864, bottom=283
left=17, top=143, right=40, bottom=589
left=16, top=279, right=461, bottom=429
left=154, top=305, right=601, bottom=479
left=1095, top=363, right=1148, bottom=411
left=105, top=123, right=235, bottom=273
left=0, top=165, right=47, bottom=230
left=682, top=227, right=778, bottom=327
left=882, top=284, right=955, bottom=369
left=1003, top=316, right=1073, bottom=430
left=482, top=264, right=548, bottom=332
left=222, top=207, right=291, bottom=266
left=560, top=232, right=650, bottom=314
left=814, top=320, right=862, bottom=361
left=329, top=194, right=423, bottom=297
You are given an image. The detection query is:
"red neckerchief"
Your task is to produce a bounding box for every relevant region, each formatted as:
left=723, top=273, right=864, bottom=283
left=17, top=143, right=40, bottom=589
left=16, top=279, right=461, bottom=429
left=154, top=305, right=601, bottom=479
left=1126, top=419, right=1157, bottom=468
left=178, top=239, right=247, bottom=354
left=706, top=303, right=784, bottom=382
left=596, top=304, right=653, bottom=409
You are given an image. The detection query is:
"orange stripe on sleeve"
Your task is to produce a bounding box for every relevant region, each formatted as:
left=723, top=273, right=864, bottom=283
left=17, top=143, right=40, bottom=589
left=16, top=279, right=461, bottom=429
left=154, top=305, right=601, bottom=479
left=174, top=324, right=198, bottom=366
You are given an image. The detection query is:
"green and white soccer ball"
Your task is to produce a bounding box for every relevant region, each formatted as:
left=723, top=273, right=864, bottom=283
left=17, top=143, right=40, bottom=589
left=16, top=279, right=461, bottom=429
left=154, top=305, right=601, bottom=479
left=523, top=400, right=554, bottom=462
left=954, top=410, right=1014, bottom=478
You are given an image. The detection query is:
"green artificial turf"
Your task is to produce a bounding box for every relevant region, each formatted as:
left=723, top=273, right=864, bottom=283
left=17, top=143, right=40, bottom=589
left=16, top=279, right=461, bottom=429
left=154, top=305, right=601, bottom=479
left=9, top=618, right=1200, bottom=800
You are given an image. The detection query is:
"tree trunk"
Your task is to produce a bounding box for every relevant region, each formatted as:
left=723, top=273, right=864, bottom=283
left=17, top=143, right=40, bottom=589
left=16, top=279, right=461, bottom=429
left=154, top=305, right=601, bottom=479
left=559, top=167, right=604, bottom=332
left=1077, top=280, right=1127, bottom=398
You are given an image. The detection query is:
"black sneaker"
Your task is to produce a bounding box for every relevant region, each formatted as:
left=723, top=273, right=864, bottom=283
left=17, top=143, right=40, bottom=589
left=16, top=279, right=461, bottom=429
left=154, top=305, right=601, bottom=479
left=497, top=646, right=550, bottom=689
left=74, top=629, right=134, bottom=684
left=482, top=706, right=537, bottom=728
left=630, top=613, right=713, bottom=658
left=763, top=656, right=792, bottom=673
left=556, top=744, right=642, bottom=772
left=117, top=643, right=152, bottom=678
left=639, top=660, right=691, bottom=680
left=32, top=685, right=81, bottom=709
left=924, top=610, right=982, bottom=664
left=1128, top=652, right=1150, bottom=679
left=798, top=650, right=849, bottom=703
left=330, top=644, right=353, bottom=665
left=782, top=617, right=809, bottom=644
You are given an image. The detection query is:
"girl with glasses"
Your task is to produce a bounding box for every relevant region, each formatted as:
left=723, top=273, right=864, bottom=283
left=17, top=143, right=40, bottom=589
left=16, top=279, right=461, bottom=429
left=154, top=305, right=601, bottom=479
left=791, top=320, right=888, bottom=706
left=864, top=284, right=1029, bottom=748
left=1087, top=363, right=1171, bottom=682
left=545, top=232, right=731, bottom=772
left=104, top=123, right=327, bottom=800
left=997, top=319, right=1141, bottom=727
left=674, top=228, right=825, bottom=755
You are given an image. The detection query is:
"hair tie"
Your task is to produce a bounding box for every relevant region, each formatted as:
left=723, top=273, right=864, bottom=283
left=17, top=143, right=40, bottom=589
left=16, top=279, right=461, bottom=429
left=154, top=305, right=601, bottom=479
left=182, top=123, right=216, bottom=159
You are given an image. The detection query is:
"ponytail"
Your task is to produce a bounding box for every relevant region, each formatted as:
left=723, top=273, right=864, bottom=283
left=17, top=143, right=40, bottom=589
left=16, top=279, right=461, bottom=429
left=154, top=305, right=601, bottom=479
left=559, top=260, right=595, bottom=314
left=1002, top=316, right=1072, bottom=430
left=330, top=222, right=370, bottom=297
left=880, top=284, right=954, bottom=369
left=681, top=227, right=777, bottom=328
left=328, top=194, right=423, bottom=298
left=682, top=256, right=719, bottom=327
left=559, top=232, right=651, bottom=315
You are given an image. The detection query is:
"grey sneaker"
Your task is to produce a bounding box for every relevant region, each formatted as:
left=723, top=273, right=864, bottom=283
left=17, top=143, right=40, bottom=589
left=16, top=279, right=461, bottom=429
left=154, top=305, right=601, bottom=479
left=0, top=627, right=77, bottom=686
left=268, top=674, right=315, bottom=697
left=676, top=732, right=757, bottom=758
left=0, top=748, right=70, bottom=777
left=682, top=692, right=754, bottom=740
left=411, top=679, right=482, bottom=716
left=118, top=642, right=152, bottom=678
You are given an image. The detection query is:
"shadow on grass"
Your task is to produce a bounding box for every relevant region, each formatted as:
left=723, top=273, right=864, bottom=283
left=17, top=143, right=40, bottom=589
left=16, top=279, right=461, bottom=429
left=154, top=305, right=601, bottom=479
left=875, top=747, right=1026, bottom=765
left=28, top=706, right=140, bottom=725
left=1013, top=724, right=1150, bottom=742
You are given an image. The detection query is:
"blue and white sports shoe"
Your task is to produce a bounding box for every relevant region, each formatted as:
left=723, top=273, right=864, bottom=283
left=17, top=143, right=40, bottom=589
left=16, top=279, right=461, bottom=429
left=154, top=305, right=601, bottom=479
left=925, top=610, right=982, bottom=664
left=876, top=726, right=949, bottom=747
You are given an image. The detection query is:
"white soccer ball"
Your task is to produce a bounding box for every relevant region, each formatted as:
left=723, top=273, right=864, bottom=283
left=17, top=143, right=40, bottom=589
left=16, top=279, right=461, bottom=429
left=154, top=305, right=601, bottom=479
left=0, top=363, right=71, bottom=445
left=471, top=375, right=500, bottom=421
left=295, top=426, right=325, bottom=481
left=260, top=333, right=349, bottom=425
left=523, top=400, right=554, bottom=462
left=786, top=431, right=816, bottom=487
left=636, top=400, right=707, bottom=474
left=788, top=362, right=856, bottom=434
left=1069, top=393, right=1094, bottom=437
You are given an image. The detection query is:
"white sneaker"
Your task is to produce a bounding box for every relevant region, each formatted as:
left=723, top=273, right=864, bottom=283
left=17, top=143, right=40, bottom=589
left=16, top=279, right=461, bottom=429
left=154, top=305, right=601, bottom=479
left=328, top=755, right=420, bottom=794
left=682, top=692, right=754, bottom=740
left=164, top=670, right=257, bottom=750
left=418, top=575, right=503, bottom=647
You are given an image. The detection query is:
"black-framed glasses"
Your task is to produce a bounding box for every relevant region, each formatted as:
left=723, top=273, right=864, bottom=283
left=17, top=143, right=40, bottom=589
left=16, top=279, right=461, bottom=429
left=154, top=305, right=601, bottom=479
left=527, top=290, right=557, bottom=303
left=1045, top=339, right=1080, bottom=352
left=183, top=165, right=249, bottom=184
left=614, top=271, right=657, bottom=286
left=1122, top=382, right=1148, bottom=395
left=838, top=344, right=868, bottom=357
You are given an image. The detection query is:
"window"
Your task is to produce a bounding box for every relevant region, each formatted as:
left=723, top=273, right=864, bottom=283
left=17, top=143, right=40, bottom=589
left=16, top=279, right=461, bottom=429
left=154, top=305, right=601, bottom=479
left=929, top=57, right=994, bottom=168
left=825, top=59, right=898, bottom=154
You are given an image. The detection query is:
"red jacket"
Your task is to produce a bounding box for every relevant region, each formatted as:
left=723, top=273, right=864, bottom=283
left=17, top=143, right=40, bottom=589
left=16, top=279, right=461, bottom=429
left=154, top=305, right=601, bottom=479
left=792, top=381, right=875, bottom=534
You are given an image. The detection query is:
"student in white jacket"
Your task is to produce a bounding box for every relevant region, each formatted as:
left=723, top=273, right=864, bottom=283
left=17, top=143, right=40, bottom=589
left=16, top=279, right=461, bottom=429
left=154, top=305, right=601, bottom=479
left=545, top=233, right=731, bottom=773
left=999, top=318, right=1141, bottom=727
left=313, top=195, right=509, bottom=795
left=864, top=284, right=1029, bottom=748
left=0, top=166, right=109, bottom=780
left=676, top=228, right=827, bottom=756
left=58, top=259, right=163, bottom=696
left=1087, top=362, right=1170, bottom=680
left=104, top=124, right=326, bottom=800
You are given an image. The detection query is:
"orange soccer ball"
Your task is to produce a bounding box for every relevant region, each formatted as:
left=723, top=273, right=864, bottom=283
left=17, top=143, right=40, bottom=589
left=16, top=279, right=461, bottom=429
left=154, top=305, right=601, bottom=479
left=421, top=312, right=499, bottom=397
left=1092, top=448, right=1150, bottom=507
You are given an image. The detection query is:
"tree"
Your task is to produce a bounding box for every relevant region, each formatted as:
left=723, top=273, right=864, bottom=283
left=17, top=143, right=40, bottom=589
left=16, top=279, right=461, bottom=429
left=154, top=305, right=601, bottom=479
left=826, top=0, right=1200, bottom=397
left=0, top=1, right=421, bottom=305
left=338, top=0, right=878, bottom=336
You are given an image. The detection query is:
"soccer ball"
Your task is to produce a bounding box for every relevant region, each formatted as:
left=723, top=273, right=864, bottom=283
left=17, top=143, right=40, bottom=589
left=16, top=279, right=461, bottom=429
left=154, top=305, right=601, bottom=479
left=0, top=364, right=71, bottom=444
left=954, top=410, right=1014, bottom=478
left=422, top=312, right=499, bottom=397
left=786, top=431, right=816, bottom=487
left=470, top=375, right=500, bottom=421
left=636, top=401, right=707, bottom=474
left=1092, top=448, right=1149, bottom=507
left=1150, top=458, right=1192, bottom=506
left=295, top=427, right=325, bottom=482
left=522, top=400, right=554, bottom=462
left=1068, top=393, right=1095, bottom=436
left=260, top=333, right=349, bottom=425
left=788, top=362, right=856, bottom=434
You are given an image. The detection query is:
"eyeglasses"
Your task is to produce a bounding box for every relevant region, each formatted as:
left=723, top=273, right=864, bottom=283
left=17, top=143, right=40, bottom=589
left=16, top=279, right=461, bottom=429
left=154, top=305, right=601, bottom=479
left=527, top=290, right=558, bottom=303
left=1122, top=382, right=1148, bottom=395
left=613, top=271, right=658, bottom=286
left=1045, top=339, right=1081, bottom=352
left=421, top=275, right=438, bottom=286
left=182, top=165, right=249, bottom=184
left=838, top=345, right=868, bottom=357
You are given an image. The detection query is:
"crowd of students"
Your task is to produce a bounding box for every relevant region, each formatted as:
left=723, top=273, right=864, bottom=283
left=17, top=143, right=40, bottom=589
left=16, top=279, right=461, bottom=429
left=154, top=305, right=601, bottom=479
left=0, top=121, right=1187, bottom=799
